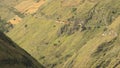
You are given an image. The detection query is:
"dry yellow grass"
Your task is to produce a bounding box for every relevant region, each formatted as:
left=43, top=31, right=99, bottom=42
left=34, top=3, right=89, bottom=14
left=61, top=0, right=82, bottom=7
left=8, top=15, right=22, bottom=24
left=25, top=0, right=45, bottom=14
left=15, top=0, right=33, bottom=13
left=15, top=0, right=45, bottom=14
left=61, top=0, right=97, bottom=7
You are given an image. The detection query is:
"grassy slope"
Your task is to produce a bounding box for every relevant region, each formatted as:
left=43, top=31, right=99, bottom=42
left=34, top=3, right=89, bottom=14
left=0, top=0, right=24, bottom=20
left=0, top=0, right=26, bottom=33
left=0, top=32, right=44, bottom=68
left=7, top=0, right=120, bottom=68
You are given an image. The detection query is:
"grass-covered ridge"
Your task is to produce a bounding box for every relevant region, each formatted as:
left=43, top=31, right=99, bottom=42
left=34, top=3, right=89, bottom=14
left=6, top=0, right=120, bottom=68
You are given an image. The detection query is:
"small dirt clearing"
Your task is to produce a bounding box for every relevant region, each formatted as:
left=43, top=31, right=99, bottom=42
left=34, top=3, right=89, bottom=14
left=8, top=15, right=22, bottom=24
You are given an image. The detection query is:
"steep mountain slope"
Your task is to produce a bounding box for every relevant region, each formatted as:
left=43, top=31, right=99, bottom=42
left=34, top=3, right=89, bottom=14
left=7, top=0, right=120, bottom=68
left=0, top=32, right=44, bottom=68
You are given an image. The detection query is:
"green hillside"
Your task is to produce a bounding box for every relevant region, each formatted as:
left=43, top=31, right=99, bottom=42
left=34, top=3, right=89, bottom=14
left=5, top=0, right=120, bottom=68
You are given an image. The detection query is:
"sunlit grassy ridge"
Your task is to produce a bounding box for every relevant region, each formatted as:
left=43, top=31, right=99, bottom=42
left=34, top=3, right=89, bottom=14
left=7, top=0, right=120, bottom=68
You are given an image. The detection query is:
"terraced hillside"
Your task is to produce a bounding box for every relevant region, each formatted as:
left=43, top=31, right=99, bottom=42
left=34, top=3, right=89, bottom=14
left=6, top=0, right=120, bottom=68
left=0, top=32, right=44, bottom=68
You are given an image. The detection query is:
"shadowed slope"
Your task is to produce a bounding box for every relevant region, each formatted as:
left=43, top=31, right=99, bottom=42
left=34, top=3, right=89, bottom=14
left=0, top=32, right=44, bottom=68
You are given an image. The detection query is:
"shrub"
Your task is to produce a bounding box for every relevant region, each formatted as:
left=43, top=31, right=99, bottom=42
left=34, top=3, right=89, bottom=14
left=71, top=8, right=77, bottom=13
